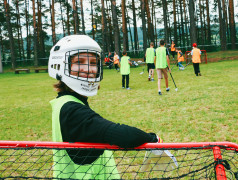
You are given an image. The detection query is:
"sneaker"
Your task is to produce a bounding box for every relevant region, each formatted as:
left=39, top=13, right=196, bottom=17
left=122, top=87, right=125, bottom=89
left=151, top=78, right=155, bottom=81
left=198, top=73, right=202, bottom=76
left=166, top=88, right=170, bottom=92
left=148, top=76, right=151, bottom=81
left=158, top=91, right=162, bottom=95
left=126, top=87, right=131, bottom=90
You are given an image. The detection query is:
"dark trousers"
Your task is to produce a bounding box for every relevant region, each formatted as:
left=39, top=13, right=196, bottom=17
left=193, top=63, right=200, bottom=76
left=122, top=75, right=129, bottom=88
left=115, top=64, right=119, bottom=70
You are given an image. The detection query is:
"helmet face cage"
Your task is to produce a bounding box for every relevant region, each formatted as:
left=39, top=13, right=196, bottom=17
left=64, top=49, right=102, bottom=82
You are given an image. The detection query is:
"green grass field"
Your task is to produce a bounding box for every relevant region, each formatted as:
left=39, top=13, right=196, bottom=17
left=0, top=59, right=237, bottom=144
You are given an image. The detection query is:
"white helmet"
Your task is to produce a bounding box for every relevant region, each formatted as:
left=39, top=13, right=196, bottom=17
left=48, top=35, right=103, bottom=96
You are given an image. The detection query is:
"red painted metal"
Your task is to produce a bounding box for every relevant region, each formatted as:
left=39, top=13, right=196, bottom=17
left=213, top=146, right=227, bottom=180
left=0, top=141, right=237, bottom=151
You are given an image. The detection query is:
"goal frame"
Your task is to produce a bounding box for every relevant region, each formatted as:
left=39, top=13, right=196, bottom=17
left=0, top=141, right=237, bottom=180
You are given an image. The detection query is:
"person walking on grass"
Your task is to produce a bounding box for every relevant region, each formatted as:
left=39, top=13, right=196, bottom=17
left=191, top=43, right=202, bottom=76
left=170, top=40, right=176, bottom=60
left=155, top=39, right=171, bottom=95
left=113, top=51, right=120, bottom=71
left=145, top=42, right=156, bottom=81
left=176, top=49, right=185, bottom=70
left=120, top=50, right=132, bottom=90
left=48, top=35, right=162, bottom=179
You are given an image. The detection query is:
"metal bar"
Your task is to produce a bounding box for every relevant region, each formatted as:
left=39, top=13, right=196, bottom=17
left=213, top=146, right=227, bottom=180
left=0, top=141, right=237, bottom=150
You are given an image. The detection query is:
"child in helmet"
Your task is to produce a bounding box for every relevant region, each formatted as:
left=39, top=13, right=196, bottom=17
left=48, top=35, right=160, bottom=179
left=191, top=43, right=202, bottom=76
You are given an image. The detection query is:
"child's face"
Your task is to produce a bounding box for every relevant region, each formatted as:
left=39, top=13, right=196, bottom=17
left=70, top=52, right=98, bottom=78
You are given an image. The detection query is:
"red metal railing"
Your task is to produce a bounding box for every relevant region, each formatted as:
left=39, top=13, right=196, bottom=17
left=0, top=141, right=237, bottom=179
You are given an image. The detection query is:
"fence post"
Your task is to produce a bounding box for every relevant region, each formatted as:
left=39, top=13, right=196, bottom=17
left=213, top=146, right=227, bottom=180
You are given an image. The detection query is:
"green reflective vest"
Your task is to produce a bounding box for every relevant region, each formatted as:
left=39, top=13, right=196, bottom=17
left=120, top=56, right=130, bottom=75
left=155, top=47, right=167, bottom=69
left=146, top=48, right=155, bottom=63
left=50, top=95, right=120, bottom=179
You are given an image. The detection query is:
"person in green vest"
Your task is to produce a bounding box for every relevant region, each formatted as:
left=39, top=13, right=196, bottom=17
left=119, top=50, right=132, bottom=90
left=145, top=42, right=156, bottom=81
left=155, top=39, right=171, bottom=95
left=48, top=35, right=160, bottom=179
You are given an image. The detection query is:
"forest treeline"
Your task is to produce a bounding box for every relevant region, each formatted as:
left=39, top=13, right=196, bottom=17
left=1, top=0, right=237, bottom=69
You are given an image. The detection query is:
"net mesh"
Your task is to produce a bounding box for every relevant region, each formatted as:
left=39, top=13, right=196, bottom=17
left=0, top=145, right=237, bottom=179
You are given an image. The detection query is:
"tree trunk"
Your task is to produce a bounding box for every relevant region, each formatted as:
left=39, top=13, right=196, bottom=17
left=4, top=0, right=16, bottom=69
left=222, top=0, right=229, bottom=42
left=217, top=0, right=227, bottom=50
left=176, top=4, right=181, bottom=45
left=37, top=0, right=46, bottom=59
left=111, top=0, right=120, bottom=54
left=132, top=0, right=138, bottom=53
left=145, top=0, right=154, bottom=43
left=141, top=0, right=147, bottom=53
left=59, top=1, right=66, bottom=37
left=72, top=0, right=80, bottom=34
left=25, top=0, right=31, bottom=60
left=151, top=0, right=157, bottom=46
left=15, top=1, right=22, bottom=60
left=66, top=0, right=70, bottom=35
left=32, top=0, right=39, bottom=66
left=126, top=9, right=134, bottom=51
left=51, top=0, right=56, bottom=44
left=183, top=0, right=189, bottom=46
left=188, top=0, right=197, bottom=46
left=106, top=0, right=114, bottom=52
left=198, top=0, right=204, bottom=45
left=101, top=0, right=107, bottom=57
left=91, top=0, right=95, bottom=39
left=162, top=0, right=168, bottom=44
left=228, top=0, right=236, bottom=49
left=205, top=0, right=211, bottom=44
left=121, top=0, right=127, bottom=51
left=173, top=0, right=177, bottom=44
left=80, top=0, right=86, bottom=34
left=179, top=0, right=185, bottom=46
left=0, top=28, right=5, bottom=62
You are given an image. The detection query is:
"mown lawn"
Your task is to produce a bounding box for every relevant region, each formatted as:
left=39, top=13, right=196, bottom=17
left=0, top=59, right=237, bottom=144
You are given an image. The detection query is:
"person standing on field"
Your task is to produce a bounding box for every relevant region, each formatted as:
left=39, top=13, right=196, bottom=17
left=170, top=40, right=176, bottom=60
left=145, top=42, right=156, bottom=81
left=176, top=49, right=185, bottom=70
left=120, top=50, right=132, bottom=90
left=155, top=40, right=171, bottom=95
left=113, top=51, right=120, bottom=71
left=191, top=43, right=202, bottom=76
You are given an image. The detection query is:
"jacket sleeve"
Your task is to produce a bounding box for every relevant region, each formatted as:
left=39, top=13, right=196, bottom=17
left=60, top=101, right=158, bottom=148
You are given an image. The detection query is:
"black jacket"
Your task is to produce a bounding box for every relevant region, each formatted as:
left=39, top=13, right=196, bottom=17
left=58, top=92, right=158, bottom=165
